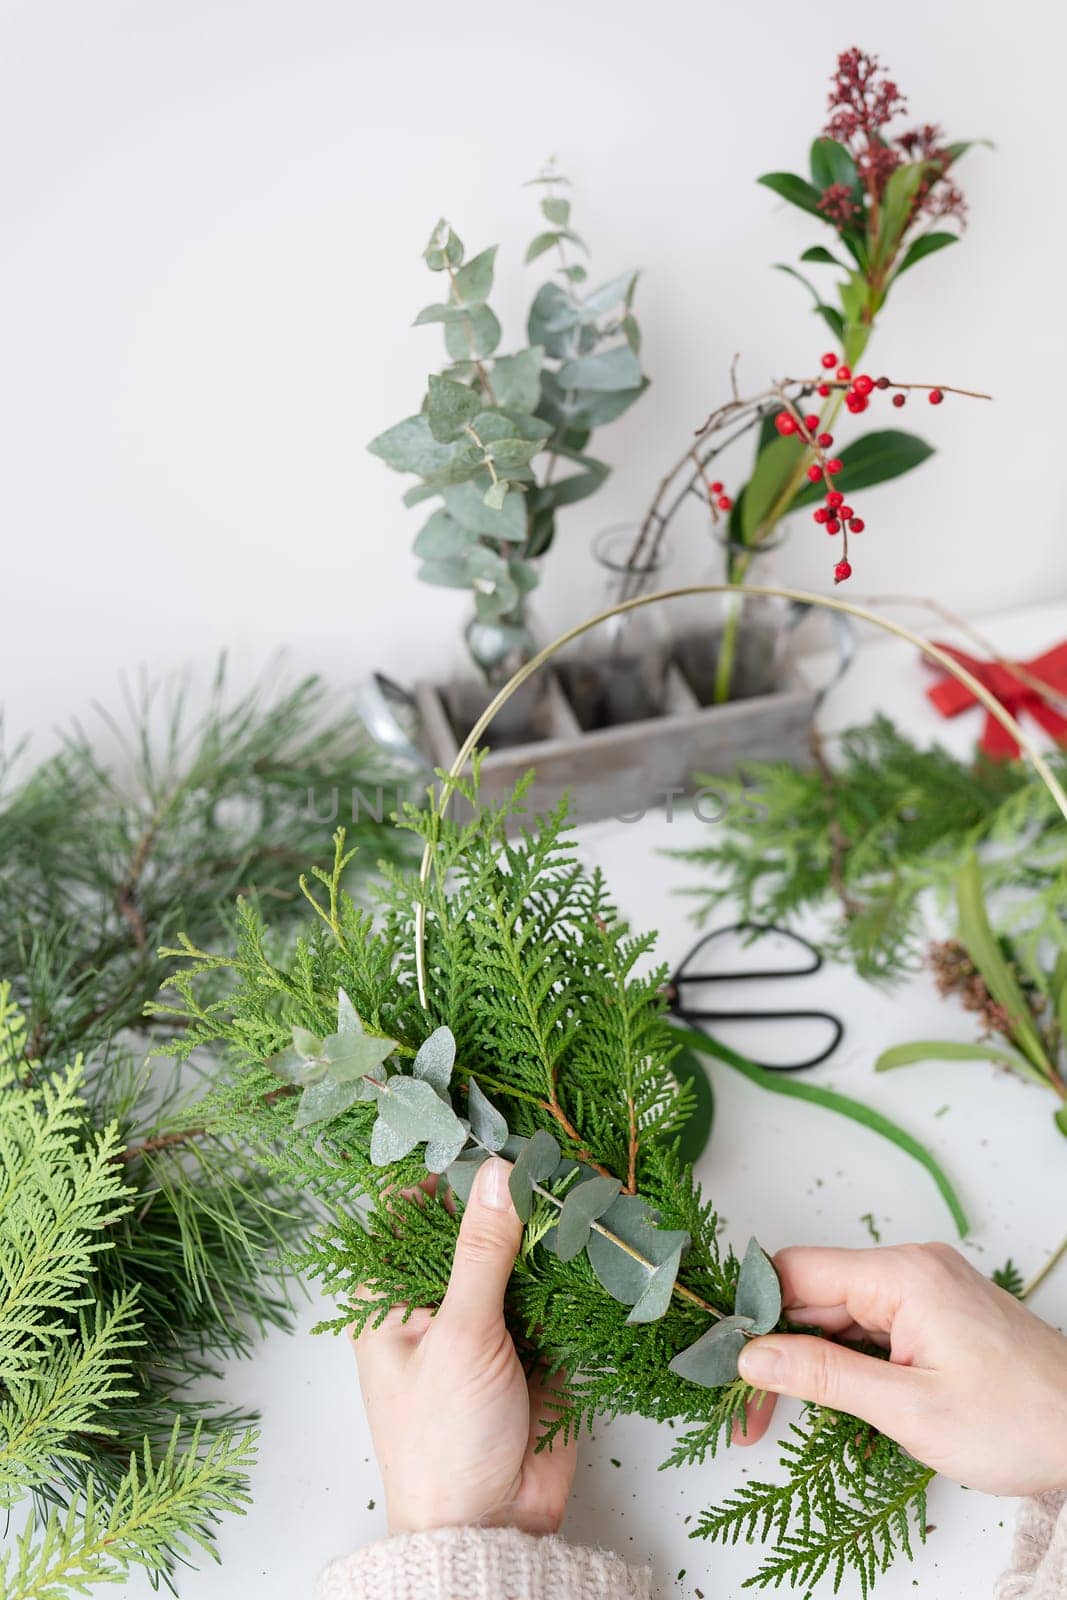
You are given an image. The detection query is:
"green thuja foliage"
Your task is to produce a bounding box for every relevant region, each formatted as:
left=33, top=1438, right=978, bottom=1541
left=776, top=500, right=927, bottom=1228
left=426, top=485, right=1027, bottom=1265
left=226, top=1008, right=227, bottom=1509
left=0, top=986, right=256, bottom=1599
left=162, top=770, right=936, bottom=1596
left=672, top=715, right=1066, bottom=982
left=0, top=665, right=408, bottom=1596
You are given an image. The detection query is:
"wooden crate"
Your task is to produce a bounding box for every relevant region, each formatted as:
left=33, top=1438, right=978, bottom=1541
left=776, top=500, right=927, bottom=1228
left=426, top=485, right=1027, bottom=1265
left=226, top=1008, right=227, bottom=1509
left=415, top=663, right=816, bottom=826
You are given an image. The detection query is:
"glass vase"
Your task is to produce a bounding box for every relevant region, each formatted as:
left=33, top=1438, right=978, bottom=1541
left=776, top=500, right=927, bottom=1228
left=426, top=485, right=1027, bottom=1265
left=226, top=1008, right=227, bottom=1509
left=673, top=535, right=789, bottom=707
left=442, top=598, right=551, bottom=750
left=558, top=526, right=671, bottom=730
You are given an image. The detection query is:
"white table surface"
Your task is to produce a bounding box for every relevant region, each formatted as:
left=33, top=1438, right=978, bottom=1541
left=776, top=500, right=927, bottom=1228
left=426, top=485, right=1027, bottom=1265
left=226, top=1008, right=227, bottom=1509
left=123, top=600, right=1067, bottom=1600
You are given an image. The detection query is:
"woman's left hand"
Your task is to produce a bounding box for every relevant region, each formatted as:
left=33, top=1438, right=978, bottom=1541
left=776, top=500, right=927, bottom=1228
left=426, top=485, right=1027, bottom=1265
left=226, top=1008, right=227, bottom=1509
left=352, top=1156, right=577, bottom=1534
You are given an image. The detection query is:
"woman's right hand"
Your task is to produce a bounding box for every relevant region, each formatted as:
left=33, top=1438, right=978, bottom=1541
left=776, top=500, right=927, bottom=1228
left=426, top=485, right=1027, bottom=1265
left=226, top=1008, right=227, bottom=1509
left=735, top=1242, right=1067, bottom=1497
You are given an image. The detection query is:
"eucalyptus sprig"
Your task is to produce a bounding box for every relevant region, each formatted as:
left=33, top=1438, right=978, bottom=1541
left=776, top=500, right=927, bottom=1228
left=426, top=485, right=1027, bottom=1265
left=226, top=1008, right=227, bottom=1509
left=368, top=163, right=647, bottom=657
left=268, top=989, right=781, bottom=1375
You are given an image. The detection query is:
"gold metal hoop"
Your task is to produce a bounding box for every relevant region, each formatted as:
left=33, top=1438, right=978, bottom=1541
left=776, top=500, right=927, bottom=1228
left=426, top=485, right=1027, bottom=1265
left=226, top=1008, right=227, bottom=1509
left=415, top=584, right=1067, bottom=1007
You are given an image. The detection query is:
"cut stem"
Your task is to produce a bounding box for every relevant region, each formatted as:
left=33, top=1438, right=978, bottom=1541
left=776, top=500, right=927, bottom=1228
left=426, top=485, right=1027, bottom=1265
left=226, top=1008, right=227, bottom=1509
left=1022, top=1231, right=1067, bottom=1302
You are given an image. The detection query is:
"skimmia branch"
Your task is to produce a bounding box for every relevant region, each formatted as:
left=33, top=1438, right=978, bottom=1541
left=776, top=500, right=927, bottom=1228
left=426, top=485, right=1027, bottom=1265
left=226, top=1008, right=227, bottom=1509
left=163, top=771, right=945, bottom=1594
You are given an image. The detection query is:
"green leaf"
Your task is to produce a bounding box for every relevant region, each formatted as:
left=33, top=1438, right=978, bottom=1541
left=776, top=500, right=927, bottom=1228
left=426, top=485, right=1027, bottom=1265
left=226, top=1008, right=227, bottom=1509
left=1056, top=1105, right=1067, bottom=1139
left=426, top=375, right=481, bottom=443
left=556, top=1175, right=622, bottom=1262
left=671, top=1024, right=970, bottom=1237
left=485, top=437, right=543, bottom=473
left=579, top=269, right=639, bottom=319
left=442, top=481, right=526, bottom=540
left=526, top=230, right=561, bottom=264
left=444, top=305, right=502, bottom=361
left=482, top=479, right=508, bottom=511
left=374, top=1074, right=466, bottom=1149
left=561, top=263, right=587, bottom=283
left=809, top=138, right=860, bottom=194
left=370, top=1115, right=419, bottom=1166
left=508, top=1128, right=561, bottom=1222
left=627, top=1243, right=684, bottom=1325
left=541, top=196, right=570, bottom=226
left=894, top=231, right=959, bottom=278
left=294, top=1075, right=366, bottom=1130
left=741, top=434, right=805, bottom=539
left=424, top=218, right=464, bottom=270
left=663, top=1045, right=714, bottom=1165
left=508, top=555, right=540, bottom=595
left=875, top=1038, right=1040, bottom=1079
left=402, top=483, right=439, bottom=509
left=412, top=303, right=470, bottom=326
left=425, top=1121, right=470, bottom=1175
left=557, top=345, right=642, bottom=393
left=943, top=138, right=994, bottom=166
left=412, top=1026, right=456, bottom=1095
left=527, top=283, right=589, bottom=359
left=421, top=441, right=486, bottom=487
left=773, top=264, right=845, bottom=342
left=417, top=557, right=472, bottom=589
left=757, top=171, right=826, bottom=220
left=875, top=162, right=927, bottom=262
left=452, top=246, right=497, bottom=305
left=413, top=509, right=471, bottom=561
left=585, top=1193, right=690, bottom=1305
left=368, top=414, right=453, bottom=476
left=735, top=1237, right=781, bottom=1334
left=321, top=1029, right=396, bottom=1084
left=790, top=430, right=935, bottom=509
left=668, top=1315, right=754, bottom=1388
left=445, top=1148, right=489, bottom=1203
left=467, top=1079, right=508, bottom=1152
left=292, top=1026, right=322, bottom=1059
left=956, top=855, right=1055, bottom=1079
left=337, top=989, right=362, bottom=1036
left=800, top=245, right=845, bottom=266
left=265, top=1044, right=318, bottom=1087
left=491, top=347, right=544, bottom=412
left=537, top=446, right=610, bottom=510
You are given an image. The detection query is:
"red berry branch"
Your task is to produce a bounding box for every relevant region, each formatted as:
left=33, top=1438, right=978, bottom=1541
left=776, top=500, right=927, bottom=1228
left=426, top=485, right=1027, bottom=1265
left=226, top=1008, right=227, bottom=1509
left=629, top=352, right=990, bottom=592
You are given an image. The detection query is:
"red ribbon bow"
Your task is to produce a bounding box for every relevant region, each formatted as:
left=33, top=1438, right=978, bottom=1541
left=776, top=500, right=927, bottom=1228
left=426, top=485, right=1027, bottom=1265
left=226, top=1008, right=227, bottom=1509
left=925, top=640, right=1067, bottom=758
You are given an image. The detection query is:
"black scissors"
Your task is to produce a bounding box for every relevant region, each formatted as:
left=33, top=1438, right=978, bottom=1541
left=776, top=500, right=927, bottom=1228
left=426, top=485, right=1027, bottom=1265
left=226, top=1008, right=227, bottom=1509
left=664, top=922, right=844, bottom=1072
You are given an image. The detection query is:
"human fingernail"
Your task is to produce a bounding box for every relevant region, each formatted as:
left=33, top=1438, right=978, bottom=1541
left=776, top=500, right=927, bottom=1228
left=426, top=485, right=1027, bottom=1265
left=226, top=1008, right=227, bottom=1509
left=475, top=1156, right=511, bottom=1211
left=738, top=1339, right=785, bottom=1387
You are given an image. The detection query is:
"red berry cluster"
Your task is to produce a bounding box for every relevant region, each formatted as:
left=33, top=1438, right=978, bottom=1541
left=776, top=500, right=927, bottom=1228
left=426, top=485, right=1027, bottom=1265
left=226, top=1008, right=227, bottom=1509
left=703, top=350, right=959, bottom=591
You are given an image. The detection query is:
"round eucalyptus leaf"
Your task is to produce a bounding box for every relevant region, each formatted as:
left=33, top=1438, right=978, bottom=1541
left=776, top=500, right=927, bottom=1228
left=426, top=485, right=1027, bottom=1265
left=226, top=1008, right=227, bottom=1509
left=412, top=1027, right=456, bottom=1097
left=376, top=1075, right=465, bottom=1148
left=585, top=1193, right=690, bottom=1305
left=293, top=1075, right=364, bottom=1131
left=626, top=1242, right=684, bottom=1325
left=336, top=988, right=363, bottom=1037
left=291, top=1026, right=323, bottom=1060
left=445, top=1148, right=489, bottom=1204
left=370, top=1114, right=420, bottom=1167
left=668, top=1315, right=755, bottom=1389
left=322, top=1030, right=396, bottom=1084
left=735, top=1237, right=783, bottom=1335
left=466, top=1079, right=508, bottom=1152
left=425, top=1119, right=471, bottom=1176
left=265, top=1044, right=317, bottom=1087
left=556, top=1175, right=621, bottom=1263
left=508, top=1128, right=561, bottom=1223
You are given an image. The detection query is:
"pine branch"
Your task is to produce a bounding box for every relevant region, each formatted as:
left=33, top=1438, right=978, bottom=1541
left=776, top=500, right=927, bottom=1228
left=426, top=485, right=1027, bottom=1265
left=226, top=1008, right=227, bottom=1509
left=671, top=716, right=1064, bottom=982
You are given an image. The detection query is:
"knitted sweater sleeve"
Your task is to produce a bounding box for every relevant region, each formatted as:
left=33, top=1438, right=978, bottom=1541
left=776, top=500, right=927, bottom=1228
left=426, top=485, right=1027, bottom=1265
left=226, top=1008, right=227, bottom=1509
left=316, top=1526, right=652, bottom=1600
left=994, top=1492, right=1067, bottom=1599
left=317, top=1494, right=1067, bottom=1600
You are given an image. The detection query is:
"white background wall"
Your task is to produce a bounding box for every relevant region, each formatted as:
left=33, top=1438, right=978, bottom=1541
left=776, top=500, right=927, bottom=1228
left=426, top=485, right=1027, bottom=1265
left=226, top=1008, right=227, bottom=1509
left=3, top=0, right=1065, bottom=752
